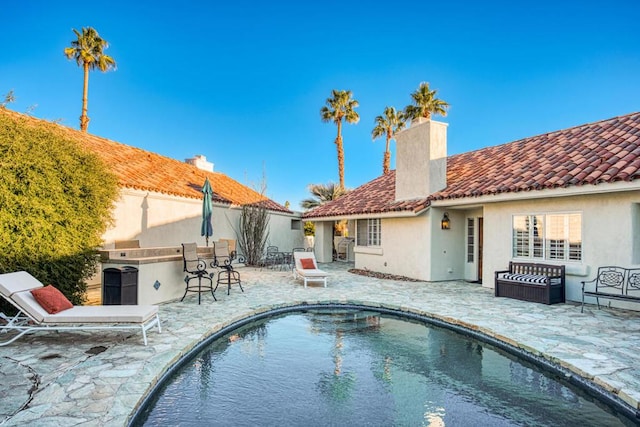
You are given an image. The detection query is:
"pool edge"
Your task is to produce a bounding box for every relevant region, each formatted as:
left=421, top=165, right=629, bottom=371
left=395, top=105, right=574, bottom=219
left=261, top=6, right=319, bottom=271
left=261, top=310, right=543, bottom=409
left=127, top=302, right=640, bottom=426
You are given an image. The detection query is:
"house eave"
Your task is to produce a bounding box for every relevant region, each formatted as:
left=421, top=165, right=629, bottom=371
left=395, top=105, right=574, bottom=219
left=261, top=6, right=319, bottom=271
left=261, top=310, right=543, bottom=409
left=304, top=207, right=429, bottom=222
left=430, top=180, right=640, bottom=208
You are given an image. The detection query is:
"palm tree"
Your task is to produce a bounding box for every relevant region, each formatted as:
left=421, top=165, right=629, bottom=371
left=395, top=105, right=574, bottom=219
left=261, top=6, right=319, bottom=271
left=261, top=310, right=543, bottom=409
left=301, top=182, right=349, bottom=256
left=404, top=82, right=449, bottom=123
left=300, top=182, right=348, bottom=210
left=320, top=90, right=359, bottom=189
left=371, top=106, right=406, bottom=175
left=1, top=90, right=15, bottom=108
left=64, top=27, right=116, bottom=132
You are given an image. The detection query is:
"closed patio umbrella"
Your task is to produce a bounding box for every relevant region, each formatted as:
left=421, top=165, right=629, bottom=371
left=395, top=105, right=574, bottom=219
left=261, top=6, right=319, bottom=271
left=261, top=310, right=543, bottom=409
left=201, top=178, right=213, bottom=246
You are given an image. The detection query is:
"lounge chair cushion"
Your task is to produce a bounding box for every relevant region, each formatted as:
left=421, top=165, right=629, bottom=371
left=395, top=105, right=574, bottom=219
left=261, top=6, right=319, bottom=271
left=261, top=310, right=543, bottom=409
left=0, top=271, right=43, bottom=297
left=31, top=285, right=73, bottom=314
left=300, top=258, right=316, bottom=269
left=297, top=268, right=327, bottom=277
left=12, top=290, right=158, bottom=324
left=497, top=272, right=561, bottom=285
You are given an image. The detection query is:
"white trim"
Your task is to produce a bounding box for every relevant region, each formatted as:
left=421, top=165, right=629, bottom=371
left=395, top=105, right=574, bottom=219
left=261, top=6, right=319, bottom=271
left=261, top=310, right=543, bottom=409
left=307, top=208, right=428, bottom=222
left=431, top=181, right=640, bottom=208
left=307, top=181, right=640, bottom=222
left=120, top=187, right=297, bottom=216
left=511, top=212, right=583, bottom=262
left=354, top=246, right=383, bottom=256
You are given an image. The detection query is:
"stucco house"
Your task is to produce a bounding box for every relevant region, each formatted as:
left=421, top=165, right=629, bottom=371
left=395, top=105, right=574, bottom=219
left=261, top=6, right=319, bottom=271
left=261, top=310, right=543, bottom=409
left=304, top=112, right=640, bottom=307
left=1, top=108, right=303, bottom=251
left=73, top=130, right=302, bottom=252
left=2, top=109, right=306, bottom=304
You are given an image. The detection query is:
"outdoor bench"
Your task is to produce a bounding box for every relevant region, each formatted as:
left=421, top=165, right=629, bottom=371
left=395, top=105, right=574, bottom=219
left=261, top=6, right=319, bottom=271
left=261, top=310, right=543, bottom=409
left=581, top=266, right=640, bottom=312
left=495, top=261, right=565, bottom=305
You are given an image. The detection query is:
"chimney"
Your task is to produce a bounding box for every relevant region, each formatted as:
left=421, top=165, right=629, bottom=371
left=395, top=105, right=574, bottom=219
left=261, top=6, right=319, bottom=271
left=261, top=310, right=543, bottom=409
left=185, top=154, right=214, bottom=172
left=394, top=118, right=448, bottom=201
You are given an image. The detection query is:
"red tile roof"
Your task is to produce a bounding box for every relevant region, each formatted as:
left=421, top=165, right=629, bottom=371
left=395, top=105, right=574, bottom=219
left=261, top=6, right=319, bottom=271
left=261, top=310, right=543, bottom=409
left=305, top=112, right=640, bottom=219
left=1, top=109, right=290, bottom=213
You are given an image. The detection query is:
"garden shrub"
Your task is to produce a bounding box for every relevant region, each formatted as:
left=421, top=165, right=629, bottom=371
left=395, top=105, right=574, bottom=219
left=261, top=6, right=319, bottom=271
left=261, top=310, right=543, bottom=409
left=304, top=221, right=315, bottom=236
left=0, top=110, right=119, bottom=311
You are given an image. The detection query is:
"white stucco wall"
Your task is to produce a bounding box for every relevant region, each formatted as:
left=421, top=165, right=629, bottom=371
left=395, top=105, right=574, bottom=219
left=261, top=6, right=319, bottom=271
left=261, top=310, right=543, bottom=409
left=102, top=188, right=303, bottom=253
left=481, top=191, right=640, bottom=304
left=102, top=259, right=185, bottom=305
left=429, top=208, right=466, bottom=281
left=354, top=215, right=431, bottom=280
left=395, top=120, right=448, bottom=201
left=313, top=222, right=334, bottom=263
left=263, top=211, right=306, bottom=251
left=347, top=209, right=463, bottom=282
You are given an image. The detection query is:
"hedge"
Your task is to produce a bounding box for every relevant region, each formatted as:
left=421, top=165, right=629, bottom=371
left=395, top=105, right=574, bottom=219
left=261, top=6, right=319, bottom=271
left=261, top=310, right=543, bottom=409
left=0, top=110, right=119, bottom=309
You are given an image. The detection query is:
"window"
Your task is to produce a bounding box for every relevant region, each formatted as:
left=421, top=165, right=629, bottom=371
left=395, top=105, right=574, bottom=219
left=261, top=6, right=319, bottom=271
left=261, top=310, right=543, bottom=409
left=357, top=219, right=381, bottom=246
left=512, top=213, right=581, bottom=261
left=467, top=218, right=474, bottom=262
left=290, top=219, right=301, bottom=230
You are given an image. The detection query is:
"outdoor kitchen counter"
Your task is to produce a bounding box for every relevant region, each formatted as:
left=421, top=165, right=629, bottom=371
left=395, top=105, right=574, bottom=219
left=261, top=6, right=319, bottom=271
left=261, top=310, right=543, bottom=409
left=99, top=246, right=214, bottom=305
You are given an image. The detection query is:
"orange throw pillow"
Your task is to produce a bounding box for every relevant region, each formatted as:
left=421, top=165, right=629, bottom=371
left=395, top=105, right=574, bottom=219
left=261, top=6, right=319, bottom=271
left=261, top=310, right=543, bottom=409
left=31, top=285, right=73, bottom=314
left=300, top=258, right=316, bottom=269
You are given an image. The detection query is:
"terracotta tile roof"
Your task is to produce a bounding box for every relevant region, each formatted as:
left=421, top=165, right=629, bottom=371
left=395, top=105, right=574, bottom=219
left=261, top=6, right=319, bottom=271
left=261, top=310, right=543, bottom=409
left=1, top=109, right=290, bottom=213
left=305, top=112, right=640, bottom=219
left=301, top=172, right=431, bottom=218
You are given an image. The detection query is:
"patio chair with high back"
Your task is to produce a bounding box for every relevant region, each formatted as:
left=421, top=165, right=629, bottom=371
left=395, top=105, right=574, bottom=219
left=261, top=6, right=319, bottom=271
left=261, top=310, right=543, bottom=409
left=0, top=271, right=161, bottom=346
left=182, top=242, right=216, bottom=304
left=213, top=240, right=243, bottom=295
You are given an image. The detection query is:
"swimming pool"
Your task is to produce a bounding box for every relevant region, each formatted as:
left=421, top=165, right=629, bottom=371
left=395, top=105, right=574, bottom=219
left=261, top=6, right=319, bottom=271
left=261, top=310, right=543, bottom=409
left=132, top=307, right=635, bottom=426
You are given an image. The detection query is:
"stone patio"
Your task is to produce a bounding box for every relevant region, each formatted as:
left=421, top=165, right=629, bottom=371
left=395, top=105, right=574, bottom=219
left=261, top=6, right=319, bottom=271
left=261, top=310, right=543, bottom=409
left=1, top=262, right=639, bottom=426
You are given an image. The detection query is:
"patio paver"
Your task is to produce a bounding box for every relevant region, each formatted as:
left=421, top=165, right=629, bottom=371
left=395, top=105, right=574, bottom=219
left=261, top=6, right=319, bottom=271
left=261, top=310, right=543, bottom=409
left=1, top=262, right=639, bottom=426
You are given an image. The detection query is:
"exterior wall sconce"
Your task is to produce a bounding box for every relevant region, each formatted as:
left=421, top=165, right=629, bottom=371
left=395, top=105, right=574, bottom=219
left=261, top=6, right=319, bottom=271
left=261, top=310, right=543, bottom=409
left=441, top=212, right=451, bottom=230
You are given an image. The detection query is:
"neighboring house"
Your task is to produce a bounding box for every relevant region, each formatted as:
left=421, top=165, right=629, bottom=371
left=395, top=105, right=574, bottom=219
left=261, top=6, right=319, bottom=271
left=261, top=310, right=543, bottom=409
left=73, top=131, right=303, bottom=252
left=2, top=109, right=304, bottom=252
left=304, top=113, right=640, bottom=307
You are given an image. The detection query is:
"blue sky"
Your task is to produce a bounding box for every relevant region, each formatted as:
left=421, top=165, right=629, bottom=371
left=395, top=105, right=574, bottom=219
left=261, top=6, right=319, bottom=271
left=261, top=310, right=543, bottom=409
left=2, top=1, right=639, bottom=209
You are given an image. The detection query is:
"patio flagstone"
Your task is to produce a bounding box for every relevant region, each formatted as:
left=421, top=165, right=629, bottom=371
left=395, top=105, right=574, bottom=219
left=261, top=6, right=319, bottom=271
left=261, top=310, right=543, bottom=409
left=0, top=262, right=639, bottom=426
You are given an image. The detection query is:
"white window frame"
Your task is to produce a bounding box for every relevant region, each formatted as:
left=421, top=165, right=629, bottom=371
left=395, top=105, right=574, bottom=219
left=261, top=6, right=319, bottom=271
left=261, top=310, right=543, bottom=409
left=467, top=218, right=475, bottom=263
left=356, top=219, right=381, bottom=247
left=512, top=212, right=582, bottom=261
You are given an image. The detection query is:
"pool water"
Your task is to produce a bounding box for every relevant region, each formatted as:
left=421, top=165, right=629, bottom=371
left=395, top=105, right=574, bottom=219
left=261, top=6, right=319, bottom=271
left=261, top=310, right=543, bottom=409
left=134, top=309, right=633, bottom=426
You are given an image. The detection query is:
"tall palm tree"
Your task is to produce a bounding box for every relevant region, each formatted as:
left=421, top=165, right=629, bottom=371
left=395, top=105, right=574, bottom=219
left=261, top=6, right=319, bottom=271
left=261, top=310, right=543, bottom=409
left=404, top=82, right=449, bottom=123
left=301, top=182, right=349, bottom=254
left=320, top=90, right=359, bottom=189
left=371, top=106, right=406, bottom=175
left=300, top=182, right=348, bottom=210
left=64, top=27, right=116, bottom=132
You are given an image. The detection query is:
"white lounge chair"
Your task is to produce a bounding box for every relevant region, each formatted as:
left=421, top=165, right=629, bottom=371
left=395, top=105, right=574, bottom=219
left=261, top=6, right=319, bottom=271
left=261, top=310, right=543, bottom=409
left=293, top=252, right=328, bottom=288
left=0, top=271, right=161, bottom=346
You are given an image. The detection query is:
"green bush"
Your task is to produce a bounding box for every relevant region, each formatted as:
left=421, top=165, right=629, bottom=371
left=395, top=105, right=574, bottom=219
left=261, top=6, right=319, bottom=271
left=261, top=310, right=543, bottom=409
left=304, top=221, right=315, bottom=236
left=0, top=110, right=119, bottom=310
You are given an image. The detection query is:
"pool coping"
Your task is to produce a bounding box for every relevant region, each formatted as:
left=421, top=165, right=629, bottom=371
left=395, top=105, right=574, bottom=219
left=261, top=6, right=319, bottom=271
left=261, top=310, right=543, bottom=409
left=2, top=264, right=640, bottom=426
left=127, top=302, right=640, bottom=425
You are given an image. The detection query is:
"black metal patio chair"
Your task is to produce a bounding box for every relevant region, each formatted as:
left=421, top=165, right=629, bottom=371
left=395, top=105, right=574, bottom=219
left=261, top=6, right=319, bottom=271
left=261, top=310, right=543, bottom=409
left=213, top=241, right=244, bottom=295
left=181, top=242, right=216, bottom=304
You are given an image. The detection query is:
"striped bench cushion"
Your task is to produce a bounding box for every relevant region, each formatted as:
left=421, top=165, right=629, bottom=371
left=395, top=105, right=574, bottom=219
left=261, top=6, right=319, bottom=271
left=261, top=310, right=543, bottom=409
left=498, top=273, right=561, bottom=285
